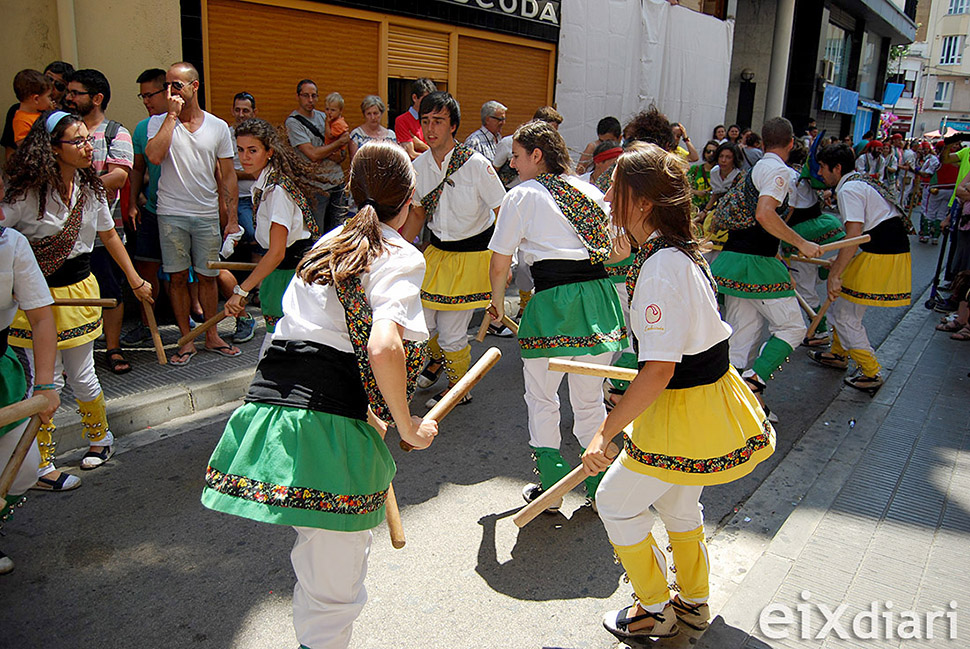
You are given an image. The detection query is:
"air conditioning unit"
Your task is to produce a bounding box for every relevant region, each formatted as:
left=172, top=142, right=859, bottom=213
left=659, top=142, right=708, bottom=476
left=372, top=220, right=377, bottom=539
left=822, top=59, right=836, bottom=83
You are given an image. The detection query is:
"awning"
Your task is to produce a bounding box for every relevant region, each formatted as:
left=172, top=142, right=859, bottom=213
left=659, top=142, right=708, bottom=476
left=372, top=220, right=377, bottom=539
left=822, top=85, right=860, bottom=115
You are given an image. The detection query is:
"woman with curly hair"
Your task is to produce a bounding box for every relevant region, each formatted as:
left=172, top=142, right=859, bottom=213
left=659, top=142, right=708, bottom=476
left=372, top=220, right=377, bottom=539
left=488, top=120, right=626, bottom=510
left=583, top=143, right=774, bottom=641
left=223, top=118, right=322, bottom=357
left=1, top=110, right=152, bottom=487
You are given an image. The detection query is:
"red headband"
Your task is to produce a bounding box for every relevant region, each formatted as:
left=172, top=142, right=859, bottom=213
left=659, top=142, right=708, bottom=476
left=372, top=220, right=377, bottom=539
left=593, top=147, right=623, bottom=165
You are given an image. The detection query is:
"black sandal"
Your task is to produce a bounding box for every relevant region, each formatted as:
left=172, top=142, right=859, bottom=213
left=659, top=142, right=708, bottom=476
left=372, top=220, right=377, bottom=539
left=105, top=348, right=131, bottom=375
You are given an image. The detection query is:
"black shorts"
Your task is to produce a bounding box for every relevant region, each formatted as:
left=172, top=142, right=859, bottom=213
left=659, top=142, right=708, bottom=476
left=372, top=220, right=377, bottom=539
left=90, top=246, right=125, bottom=302
left=132, top=208, right=162, bottom=263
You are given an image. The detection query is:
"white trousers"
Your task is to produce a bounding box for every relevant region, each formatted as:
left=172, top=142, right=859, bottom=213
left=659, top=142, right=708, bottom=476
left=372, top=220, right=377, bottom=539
left=24, top=341, right=102, bottom=402
left=290, top=526, right=372, bottom=649
left=424, top=308, right=474, bottom=353
left=515, top=249, right=534, bottom=293
left=596, top=461, right=704, bottom=546
left=828, top=298, right=872, bottom=353
left=723, top=295, right=805, bottom=371
left=0, top=419, right=42, bottom=498
left=523, top=352, right=611, bottom=449
left=788, top=260, right=821, bottom=312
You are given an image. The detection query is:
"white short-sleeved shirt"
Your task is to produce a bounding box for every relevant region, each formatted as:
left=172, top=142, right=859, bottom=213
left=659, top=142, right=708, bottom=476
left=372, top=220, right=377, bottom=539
left=148, top=111, right=234, bottom=217
left=630, top=236, right=732, bottom=363
left=0, top=182, right=114, bottom=258
left=413, top=146, right=507, bottom=241
left=0, top=227, right=54, bottom=329
left=919, top=154, right=941, bottom=178
left=273, top=224, right=428, bottom=351
left=251, top=167, right=312, bottom=250
left=489, top=175, right=606, bottom=265
left=751, top=152, right=792, bottom=204
left=788, top=170, right=818, bottom=209
left=709, top=166, right=740, bottom=195
left=834, top=171, right=899, bottom=230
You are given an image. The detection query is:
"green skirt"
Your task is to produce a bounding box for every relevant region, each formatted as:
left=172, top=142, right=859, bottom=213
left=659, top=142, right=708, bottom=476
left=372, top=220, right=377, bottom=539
left=201, top=402, right=395, bottom=532
left=0, top=348, right=28, bottom=438
left=711, top=251, right=794, bottom=298
left=781, top=213, right=845, bottom=255
left=517, top=278, right=626, bottom=359
left=260, top=268, right=296, bottom=333
left=605, top=254, right=635, bottom=285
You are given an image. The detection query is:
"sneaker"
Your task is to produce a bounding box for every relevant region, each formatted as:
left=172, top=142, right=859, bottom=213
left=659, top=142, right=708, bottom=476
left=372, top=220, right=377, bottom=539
left=121, top=323, right=149, bottom=346
left=424, top=387, right=472, bottom=409
left=521, top=483, right=562, bottom=513
left=0, top=551, right=13, bottom=575
left=487, top=322, right=515, bottom=338
left=416, top=360, right=444, bottom=389
left=232, top=314, right=256, bottom=343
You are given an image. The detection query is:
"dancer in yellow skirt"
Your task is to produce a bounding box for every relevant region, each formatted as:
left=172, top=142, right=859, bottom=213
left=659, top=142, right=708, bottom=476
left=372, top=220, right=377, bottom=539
left=582, top=143, right=775, bottom=641
left=810, top=143, right=912, bottom=393
left=1, top=111, right=152, bottom=486
left=401, top=92, right=506, bottom=407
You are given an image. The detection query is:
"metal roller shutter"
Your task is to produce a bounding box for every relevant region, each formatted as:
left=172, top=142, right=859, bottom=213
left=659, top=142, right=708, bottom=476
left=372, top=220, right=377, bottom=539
left=387, top=24, right=450, bottom=82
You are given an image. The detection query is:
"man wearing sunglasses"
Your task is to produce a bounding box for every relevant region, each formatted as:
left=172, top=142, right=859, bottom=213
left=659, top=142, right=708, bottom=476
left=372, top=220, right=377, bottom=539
left=146, top=62, right=241, bottom=365
left=2, top=61, right=75, bottom=161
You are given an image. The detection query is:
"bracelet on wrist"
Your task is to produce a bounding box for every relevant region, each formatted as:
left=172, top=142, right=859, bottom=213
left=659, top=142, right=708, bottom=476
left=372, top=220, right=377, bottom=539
left=132, top=279, right=147, bottom=291
left=34, top=383, right=56, bottom=391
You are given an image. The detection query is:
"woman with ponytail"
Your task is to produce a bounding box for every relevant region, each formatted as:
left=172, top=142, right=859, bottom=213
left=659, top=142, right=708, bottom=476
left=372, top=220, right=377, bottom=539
left=2, top=110, right=152, bottom=487
left=223, top=118, right=321, bottom=357
left=581, top=143, right=774, bottom=641
left=202, top=141, right=437, bottom=649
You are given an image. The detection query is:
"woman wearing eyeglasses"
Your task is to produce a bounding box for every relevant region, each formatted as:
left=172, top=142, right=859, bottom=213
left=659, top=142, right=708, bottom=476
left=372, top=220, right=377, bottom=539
left=1, top=110, right=152, bottom=489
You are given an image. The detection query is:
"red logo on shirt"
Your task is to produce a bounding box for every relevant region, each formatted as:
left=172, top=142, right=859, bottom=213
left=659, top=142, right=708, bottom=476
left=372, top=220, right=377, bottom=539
left=644, top=304, right=662, bottom=324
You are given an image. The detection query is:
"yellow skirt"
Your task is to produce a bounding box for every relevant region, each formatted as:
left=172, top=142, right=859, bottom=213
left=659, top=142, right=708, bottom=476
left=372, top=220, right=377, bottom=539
left=841, top=251, right=911, bottom=307
left=420, top=245, right=492, bottom=311
left=701, top=212, right=728, bottom=251
left=618, top=366, right=775, bottom=486
left=8, top=273, right=102, bottom=350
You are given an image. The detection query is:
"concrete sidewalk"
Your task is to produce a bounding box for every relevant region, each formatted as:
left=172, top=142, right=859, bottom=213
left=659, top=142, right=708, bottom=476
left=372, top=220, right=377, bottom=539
left=696, top=286, right=970, bottom=648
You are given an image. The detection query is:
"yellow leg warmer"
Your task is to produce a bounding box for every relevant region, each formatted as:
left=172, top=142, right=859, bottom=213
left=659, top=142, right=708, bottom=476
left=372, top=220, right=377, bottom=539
left=77, top=393, right=109, bottom=443
left=830, top=330, right=846, bottom=357
left=427, top=334, right=444, bottom=362
left=442, top=345, right=471, bottom=386
left=518, top=290, right=533, bottom=312
left=847, top=348, right=881, bottom=378
left=36, top=421, right=57, bottom=470
left=668, top=526, right=710, bottom=604
left=612, top=533, right=670, bottom=607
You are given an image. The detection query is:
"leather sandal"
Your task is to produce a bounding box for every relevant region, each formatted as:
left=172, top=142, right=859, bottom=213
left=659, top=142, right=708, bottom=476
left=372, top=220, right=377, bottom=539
left=808, top=350, right=849, bottom=369
left=105, top=348, right=132, bottom=375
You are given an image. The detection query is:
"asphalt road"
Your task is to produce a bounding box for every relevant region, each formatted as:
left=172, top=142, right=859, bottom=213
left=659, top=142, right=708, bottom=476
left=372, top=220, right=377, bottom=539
left=0, top=237, right=942, bottom=649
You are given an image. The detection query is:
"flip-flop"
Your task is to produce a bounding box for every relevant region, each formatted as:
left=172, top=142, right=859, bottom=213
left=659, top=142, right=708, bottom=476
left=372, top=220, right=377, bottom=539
left=206, top=345, right=242, bottom=358
left=169, top=350, right=197, bottom=366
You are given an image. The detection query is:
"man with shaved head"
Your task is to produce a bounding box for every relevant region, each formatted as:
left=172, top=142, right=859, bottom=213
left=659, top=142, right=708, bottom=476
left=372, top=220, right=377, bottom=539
left=146, top=62, right=242, bottom=365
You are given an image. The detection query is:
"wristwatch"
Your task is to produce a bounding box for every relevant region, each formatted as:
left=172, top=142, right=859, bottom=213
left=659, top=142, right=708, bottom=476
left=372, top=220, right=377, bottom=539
left=233, top=285, right=249, bottom=298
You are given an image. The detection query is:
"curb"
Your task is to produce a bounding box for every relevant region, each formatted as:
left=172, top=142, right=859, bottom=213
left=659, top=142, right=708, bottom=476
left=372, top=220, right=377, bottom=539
left=699, top=284, right=935, bottom=647
left=51, top=366, right=254, bottom=455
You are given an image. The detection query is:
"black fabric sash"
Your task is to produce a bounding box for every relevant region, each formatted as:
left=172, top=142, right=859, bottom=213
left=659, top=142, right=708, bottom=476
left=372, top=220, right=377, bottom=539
left=788, top=203, right=822, bottom=227
left=45, top=253, right=91, bottom=288
left=722, top=225, right=780, bottom=257
left=429, top=225, right=494, bottom=253
left=278, top=238, right=314, bottom=270
left=861, top=218, right=910, bottom=255
left=531, top=259, right=608, bottom=293
left=639, top=339, right=730, bottom=390
left=245, top=339, right=369, bottom=421
left=0, top=328, right=7, bottom=357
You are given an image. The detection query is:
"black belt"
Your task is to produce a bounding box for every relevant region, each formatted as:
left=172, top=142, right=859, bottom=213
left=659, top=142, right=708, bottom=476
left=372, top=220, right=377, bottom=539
left=429, top=225, right=494, bottom=252
left=278, top=238, right=314, bottom=270
left=0, top=328, right=7, bottom=357
left=722, top=225, right=780, bottom=257
left=46, top=253, right=91, bottom=288
left=531, top=259, right=608, bottom=293
left=788, top=203, right=822, bottom=227
left=861, top=218, right=910, bottom=255
left=245, top=339, right=368, bottom=420
left=639, top=339, right=730, bottom=389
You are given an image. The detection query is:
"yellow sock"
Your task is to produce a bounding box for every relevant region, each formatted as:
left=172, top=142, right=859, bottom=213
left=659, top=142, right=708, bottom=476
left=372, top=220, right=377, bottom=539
left=427, top=334, right=443, bottom=362
left=830, top=330, right=846, bottom=357
left=668, top=526, right=710, bottom=603
left=847, top=348, right=881, bottom=377
left=442, top=345, right=471, bottom=385
left=36, top=421, right=57, bottom=470
left=612, top=534, right=670, bottom=607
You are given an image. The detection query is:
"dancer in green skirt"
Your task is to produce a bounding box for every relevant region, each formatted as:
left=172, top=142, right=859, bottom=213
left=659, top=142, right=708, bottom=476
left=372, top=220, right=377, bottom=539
left=202, top=141, right=438, bottom=649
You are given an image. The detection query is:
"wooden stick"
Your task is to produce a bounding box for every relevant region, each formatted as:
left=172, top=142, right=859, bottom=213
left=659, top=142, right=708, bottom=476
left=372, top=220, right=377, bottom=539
left=207, top=261, right=257, bottom=271
left=0, top=395, right=48, bottom=430
left=547, top=358, right=639, bottom=383
left=500, top=314, right=518, bottom=335
left=401, top=347, right=503, bottom=451
left=794, top=291, right=816, bottom=320
left=474, top=314, right=491, bottom=343
left=52, top=298, right=118, bottom=308
left=512, top=441, right=620, bottom=528
left=176, top=313, right=227, bottom=348
left=806, top=297, right=833, bottom=340
left=143, top=303, right=167, bottom=365
left=818, top=235, right=870, bottom=254
left=788, top=255, right=833, bottom=267
left=385, top=483, right=406, bottom=549
left=0, top=415, right=43, bottom=501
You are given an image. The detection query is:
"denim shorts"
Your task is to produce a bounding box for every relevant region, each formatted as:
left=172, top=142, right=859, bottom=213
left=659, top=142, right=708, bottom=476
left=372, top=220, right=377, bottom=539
left=157, top=214, right=221, bottom=278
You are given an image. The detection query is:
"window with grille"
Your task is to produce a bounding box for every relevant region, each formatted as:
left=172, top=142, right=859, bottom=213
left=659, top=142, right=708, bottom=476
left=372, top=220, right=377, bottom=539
left=948, top=0, right=969, bottom=14
left=940, top=35, right=964, bottom=65
left=933, top=81, right=953, bottom=109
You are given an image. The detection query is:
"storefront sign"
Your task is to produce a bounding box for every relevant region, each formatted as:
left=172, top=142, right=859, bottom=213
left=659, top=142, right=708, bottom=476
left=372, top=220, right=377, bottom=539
left=442, top=0, right=560, bottom=25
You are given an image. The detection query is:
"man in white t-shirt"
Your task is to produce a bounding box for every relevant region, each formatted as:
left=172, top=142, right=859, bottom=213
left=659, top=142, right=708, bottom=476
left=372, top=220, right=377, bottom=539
left=146, top=62, right=240, bottom=364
